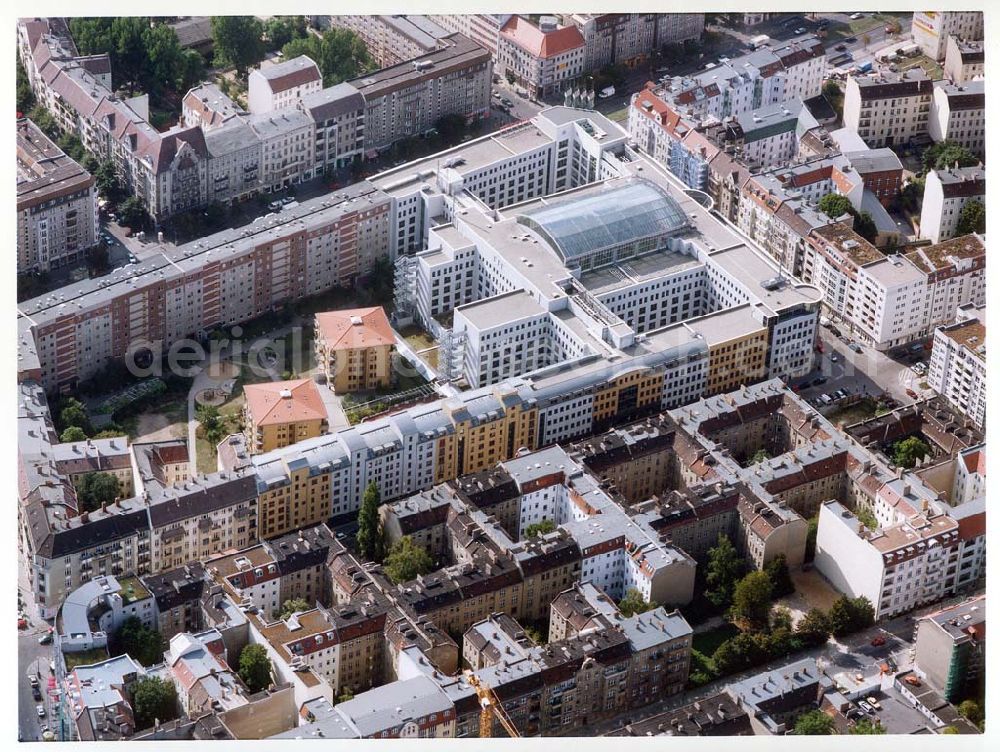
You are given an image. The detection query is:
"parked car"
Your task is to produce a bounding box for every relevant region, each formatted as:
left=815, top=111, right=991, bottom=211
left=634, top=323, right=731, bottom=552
left=29, top=675, right=39, bottom=688
left=795, top=27, right=807, bottom=34
left=834, top=389, right=848, bottom=400
left=905, top=388, right=919, bottom=399
left=18, top=617, right=28, bottom=630
left=845, top=36, right=857, bottom=44
left=871, top=635, right=886, bottom=647
left=867, top=696, right=882, bottom=710
left=812, top=376, right=827, bottom=386
left=850, top=13, right=865, bottom=20
left=849, top=342, right=863, bottom=353
left=281, top=196, right=295, bottom=205
left=835, top=44, right=847, bottom=51
left=857, top=700, right=873, bottom=715
left=830, top=353, right=840, bottom=363
left=32, top=686, right=42, bottom=701
left=36, top=705, right=46, bottom=718
left=38, top=633, right=52, bottom=645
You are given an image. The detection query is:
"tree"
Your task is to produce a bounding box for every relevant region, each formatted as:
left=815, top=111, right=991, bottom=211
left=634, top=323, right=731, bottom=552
left=771, top=605, right=794, bottom=632
left=336, top=687, right=355, bottom=704
left=524, top=519, right=556, bottom=539
left=212, top=16, right=266, bottom=78
left=854, top=211, right=878, bottom=243
left=855, top=505, right=878, bottom=530
left=281, top=27, right=373, bottom=87
left=143, top=23, right=185, bottom=97
left=618, top=588, right=656, bottom=617
left=197, top=404, right=226, bottom=445
left=356, top=481, right=385, bottom=562
left=95, top=160, right=126, bottom=204
left=117, top=195, right=149, bottom=230
left=383, top=536, right=434, bottom=584
left=818, top=193, right=854, bottom=220
left=805, top=515, right=819, bottom=562
left=131, top=676, right=178, bottom=730
left=893, top=436, right=931, bottom=469
left=748, top=448, right=770, bottom=464
left=922, top=140, right=977, bottom=173
left=957, top=699, right=984, bottom=727
left=17, top=54, right=35, bottom=113
left=61, top=426, right=89, bottom=443
left=851, top=718, right=886, bottom=734
left=59, top=397, right=91, bottom=433
left=705, top=534, right=746, bottom=610
left=712, top=631, right=769, bottom=674
left=941, top=726, right=960, bottom=734
left=435, top=113, right=468, bottom=143
left=505, top=70, right=516, bottom=85
left=77, top=472, right=122, bottom=513
left=278, top=598, right=311, bottom=620
left=764, top=554, right=795, bottom=598
left=238, top=644, right=272, bottom=693
left=729, top=571, right=773, bottom=632
left=822, top=80, right=840, bottom=99
left=956, top=200, right=985, bottom=235
left=117, top=616, right=165, bottom=666
left=828, top=595, right=875, bottom=637
left=265, top=16, right=308, bottom=51
left=794, top=709, right=835, bottom=735
left=795, top=607, right=831, bottom=647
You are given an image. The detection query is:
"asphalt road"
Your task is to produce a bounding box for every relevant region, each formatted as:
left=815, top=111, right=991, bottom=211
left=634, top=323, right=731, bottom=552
left=18, top=549, right=55, bottom=742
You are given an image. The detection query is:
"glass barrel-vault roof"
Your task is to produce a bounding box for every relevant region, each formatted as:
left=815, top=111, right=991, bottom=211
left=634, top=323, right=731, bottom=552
left=517, top=180, right=689, bottom=264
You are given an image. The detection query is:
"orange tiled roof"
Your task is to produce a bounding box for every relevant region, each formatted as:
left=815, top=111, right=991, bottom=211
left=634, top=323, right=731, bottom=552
left=315, top=307, right=396, bottom=351
left=500, top=15, right=584, bottom=59
left=244, top=378, right=327, bottom=427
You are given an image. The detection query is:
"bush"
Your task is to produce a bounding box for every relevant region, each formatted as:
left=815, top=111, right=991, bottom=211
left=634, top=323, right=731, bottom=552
left=794, top=709, right=835, bottom=735
left=524, top=519, right=556, bottom=538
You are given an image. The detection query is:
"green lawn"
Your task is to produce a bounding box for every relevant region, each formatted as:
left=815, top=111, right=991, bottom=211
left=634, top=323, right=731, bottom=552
left=692, top=622, right=739, bottom=657
left=825, top=397, right=879, bottom=428
left=64, top=648, right=110, bottom=671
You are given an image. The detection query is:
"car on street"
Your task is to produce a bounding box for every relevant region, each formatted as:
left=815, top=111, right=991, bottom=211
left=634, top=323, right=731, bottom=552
left=812, top=376, right=827, bottom=386
left=30, top=675, right=39, bottom=688
left=281, top=196, right=295, bottom=205
left=849, top=342, right=863, bottom=353
left=845, top=36, right=857, bottom=44
left=857, top=700, right=874, bottom=715
left=18, top=617, right=28, bottom=629
left=867, top=696, right=882, bottom=711
left=850, top=13, right=865, bottom=20
left=38, top=633, right=52, bottom=645
left=906, top=388, right=919, bottom=399
left=36, top=705, right=46, bottom=718
left=829, top=326, right=842, bottom=337
left=871, top=635, right=886, bottom=647
left=795, top=27, right=806, bottom=34
left=830, top=353, right=840, bottom=363
left=834, top=389, right=848, bottom=400
left=835, top=43, right=847, bottom=51
left=32, top=686, right=42, bottom=701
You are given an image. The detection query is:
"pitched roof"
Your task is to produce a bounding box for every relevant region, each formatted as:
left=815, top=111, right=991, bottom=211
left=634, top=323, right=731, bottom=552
left=315, top=307, right=395, bottom=351
left=500, top=16, right=584, bottom=59
left=256, top=55, right=321, bottom=93
left=244, top=379, right=328, bottom=427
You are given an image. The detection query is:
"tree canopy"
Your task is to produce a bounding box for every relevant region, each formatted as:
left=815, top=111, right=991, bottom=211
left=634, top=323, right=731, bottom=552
left=922, top=140, right=978, bottom=173
left=892, top=436, right=931, bottom=469
left=795, top=607, right=831, bottom=647
left=265, top=16, right=308, bottom=51
left=131, top=676, right=178, bottom=730
left=956, top=200, right=985, bottom=236
left=281, top=27, right=373, bottom=87
left=704, top=534, right=746, bottom=610
left=383, top=536, right=434, bottom=584
left=729, top=570, right=773, bottom=632
left=850, top=718, right=886, bottom=734
left=238, top=644, right=272, bottom=693
left=77, top=472, right=122, bottom=513
left=116, top=616, right=165, bottom=666
left=356, top=481, right=385, bottom=562
left=278, top=598, right=311, bottom=620
left=818, top=193, right=854, bottom=219
left=794, top=709, right=835, bottom=735
left=764, top=554, right=795, bottom=598
left=828, top=595, right=875, bottom=637
left=61, top=426, right=89, bottom=443
left=212, top=16, right=266, bottom=78
left=524, top=518, right=556, bottom=539
left=618, top=588, right=657, bottom=617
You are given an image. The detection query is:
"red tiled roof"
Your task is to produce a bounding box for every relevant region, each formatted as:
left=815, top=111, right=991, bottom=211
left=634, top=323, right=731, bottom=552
left=244, top=378, right=327, bottom=427
left=315, top=307, right=395, bottom=351
left=500, top=15, right=584, bottom=59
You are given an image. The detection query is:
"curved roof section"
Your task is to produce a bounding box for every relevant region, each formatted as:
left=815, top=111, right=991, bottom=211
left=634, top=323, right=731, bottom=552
left=517, top=180, right=689, bottom=264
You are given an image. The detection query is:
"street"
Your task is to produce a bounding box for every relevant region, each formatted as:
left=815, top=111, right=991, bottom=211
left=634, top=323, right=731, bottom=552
left=18, top=546, right=55, bottom=742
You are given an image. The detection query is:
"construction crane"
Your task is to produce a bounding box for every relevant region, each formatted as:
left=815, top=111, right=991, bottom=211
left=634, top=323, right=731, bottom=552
left=467, top=673, right=520, bottom=738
